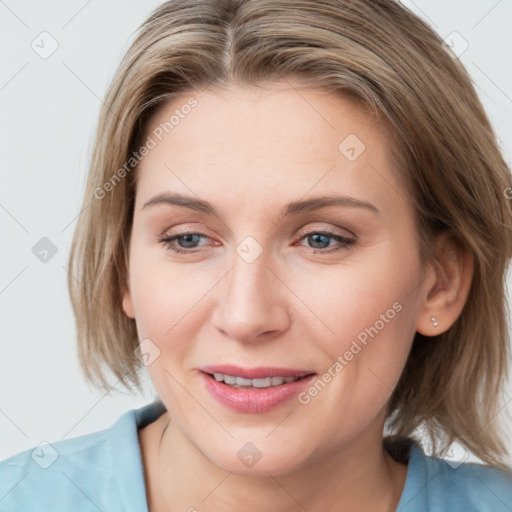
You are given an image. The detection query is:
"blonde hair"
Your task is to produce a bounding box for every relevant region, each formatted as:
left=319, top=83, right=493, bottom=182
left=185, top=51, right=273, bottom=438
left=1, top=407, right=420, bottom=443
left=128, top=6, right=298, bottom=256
left=68, top=0, right=512, bottom=467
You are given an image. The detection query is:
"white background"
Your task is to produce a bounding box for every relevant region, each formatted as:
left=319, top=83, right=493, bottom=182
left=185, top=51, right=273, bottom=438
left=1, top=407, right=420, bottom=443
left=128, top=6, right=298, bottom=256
left=1, top=0, right=511, bottom=462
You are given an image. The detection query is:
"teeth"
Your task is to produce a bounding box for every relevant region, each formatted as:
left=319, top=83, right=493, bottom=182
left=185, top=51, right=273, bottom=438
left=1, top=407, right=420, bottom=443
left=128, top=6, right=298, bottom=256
left=235, top=376, right=252, bottom=386
left=223, top=374, right=236, bottom=385
left=252, top=378, right=272, bottom=388
left=212, top=372, right=301, bottom=388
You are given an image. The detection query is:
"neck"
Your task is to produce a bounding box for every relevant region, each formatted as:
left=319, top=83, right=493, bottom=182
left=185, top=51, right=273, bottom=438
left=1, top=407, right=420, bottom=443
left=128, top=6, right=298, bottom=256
left=139, top=412, right=407, bottom=512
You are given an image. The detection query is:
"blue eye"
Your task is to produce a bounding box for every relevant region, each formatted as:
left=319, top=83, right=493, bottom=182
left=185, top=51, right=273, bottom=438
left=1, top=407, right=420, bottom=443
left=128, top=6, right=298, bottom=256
left=158, top=230, right=355, bottom=255
left=299, top=231, right=355, bottom=252
left=159, top=232, right=209, bottom=254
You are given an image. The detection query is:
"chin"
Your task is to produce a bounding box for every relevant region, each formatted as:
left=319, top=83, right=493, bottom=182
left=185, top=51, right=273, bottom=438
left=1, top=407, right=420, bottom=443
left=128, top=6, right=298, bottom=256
left=202, top=438, right=313, bottom=477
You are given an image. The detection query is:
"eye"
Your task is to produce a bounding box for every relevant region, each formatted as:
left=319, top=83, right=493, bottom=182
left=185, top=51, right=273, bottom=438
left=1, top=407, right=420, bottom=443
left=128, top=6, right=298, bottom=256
left=295, top=230, right=355, bottom=253
left=158, top=232, right=212, bottom=254
left=157, top=229, right=355, bottom=255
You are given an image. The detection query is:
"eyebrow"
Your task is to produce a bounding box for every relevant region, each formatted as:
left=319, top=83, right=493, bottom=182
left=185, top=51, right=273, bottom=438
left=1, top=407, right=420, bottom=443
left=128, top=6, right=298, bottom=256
left=142, top=192, right=380, bottom=216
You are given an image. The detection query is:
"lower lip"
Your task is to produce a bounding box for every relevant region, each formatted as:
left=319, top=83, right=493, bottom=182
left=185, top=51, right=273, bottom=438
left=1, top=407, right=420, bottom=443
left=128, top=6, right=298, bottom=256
left=201, top=372, right=316, bottom=413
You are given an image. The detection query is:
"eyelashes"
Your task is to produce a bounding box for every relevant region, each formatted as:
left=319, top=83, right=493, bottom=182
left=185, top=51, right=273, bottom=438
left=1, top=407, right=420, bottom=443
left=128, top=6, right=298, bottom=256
left=158, top=232, right=211, bottom=254
left=157, top=230, right=356, bottom=255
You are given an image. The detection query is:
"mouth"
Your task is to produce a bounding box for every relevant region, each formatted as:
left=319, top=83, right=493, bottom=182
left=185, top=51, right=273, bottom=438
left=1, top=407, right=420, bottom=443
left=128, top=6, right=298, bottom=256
left=199, top=365, right=317, bottom=413
left=200, top=364, right=316, bottom=387
left=202, top=371, right=314, bottom=389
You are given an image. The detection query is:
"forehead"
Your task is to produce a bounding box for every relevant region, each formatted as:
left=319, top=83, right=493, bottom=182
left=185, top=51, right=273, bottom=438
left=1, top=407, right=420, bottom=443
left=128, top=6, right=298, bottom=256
left=135, top=81, right=404, bottom=215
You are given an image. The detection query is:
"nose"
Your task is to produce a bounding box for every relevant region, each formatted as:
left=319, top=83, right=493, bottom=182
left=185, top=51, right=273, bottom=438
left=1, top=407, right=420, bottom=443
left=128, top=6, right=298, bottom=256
left=211, top=245, right=292, bottom=344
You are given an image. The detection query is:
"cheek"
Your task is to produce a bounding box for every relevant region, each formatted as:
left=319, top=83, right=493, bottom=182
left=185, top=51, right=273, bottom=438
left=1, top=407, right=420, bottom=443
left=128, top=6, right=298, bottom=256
left=128, top=250, right=220, bottom=346
left=295, top=268, right=418, bottom=439
left=130, top=251, right=177, bottom=314
left=302, top=246, right=420, bottom=379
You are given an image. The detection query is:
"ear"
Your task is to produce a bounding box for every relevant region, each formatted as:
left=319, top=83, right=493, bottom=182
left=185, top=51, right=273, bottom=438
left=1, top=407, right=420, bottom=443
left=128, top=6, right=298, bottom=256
left=121, top=260, right=135, bottom=319
left=121, top=283, right=135, bottom=319
left=416, top=232, right=474, bottom=337
left=120, top=246, right=135, bottom=319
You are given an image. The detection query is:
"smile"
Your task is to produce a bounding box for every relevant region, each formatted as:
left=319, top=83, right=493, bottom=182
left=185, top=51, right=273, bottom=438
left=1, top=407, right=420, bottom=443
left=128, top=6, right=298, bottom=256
left=211, top=372, right=301, bottom=388
left=200, top=369, right=317, bottom=413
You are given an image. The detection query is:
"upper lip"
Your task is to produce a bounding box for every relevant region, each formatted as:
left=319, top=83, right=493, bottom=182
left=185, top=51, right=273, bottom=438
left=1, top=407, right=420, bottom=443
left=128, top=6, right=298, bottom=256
left=200, top=364, right=316, bottom=379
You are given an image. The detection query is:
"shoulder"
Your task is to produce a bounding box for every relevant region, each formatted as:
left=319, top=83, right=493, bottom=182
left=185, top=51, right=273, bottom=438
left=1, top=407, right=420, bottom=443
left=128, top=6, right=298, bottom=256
left=0, top=400, right=166, bottom=512
left=0, top=429, right=110, bottom=511
left=397, top=441, right=512, bottom=512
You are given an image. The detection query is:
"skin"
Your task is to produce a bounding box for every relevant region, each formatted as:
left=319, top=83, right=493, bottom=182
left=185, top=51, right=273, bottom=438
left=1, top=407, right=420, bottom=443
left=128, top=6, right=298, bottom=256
left=122, top=80, right=474, bottom=511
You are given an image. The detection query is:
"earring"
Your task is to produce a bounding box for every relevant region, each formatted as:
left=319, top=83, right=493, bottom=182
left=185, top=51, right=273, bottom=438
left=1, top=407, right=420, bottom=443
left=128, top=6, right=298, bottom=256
left=430, top=316, right=439, bottom=327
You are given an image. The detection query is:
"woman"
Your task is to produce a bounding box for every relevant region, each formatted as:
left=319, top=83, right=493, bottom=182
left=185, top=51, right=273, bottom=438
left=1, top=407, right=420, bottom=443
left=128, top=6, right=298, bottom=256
left=2, top=0, right=512, bottom=510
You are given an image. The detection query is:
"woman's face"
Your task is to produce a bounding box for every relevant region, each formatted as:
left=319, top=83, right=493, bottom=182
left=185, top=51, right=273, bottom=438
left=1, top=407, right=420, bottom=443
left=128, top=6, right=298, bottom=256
left=122, top=81, right=429, bottom=475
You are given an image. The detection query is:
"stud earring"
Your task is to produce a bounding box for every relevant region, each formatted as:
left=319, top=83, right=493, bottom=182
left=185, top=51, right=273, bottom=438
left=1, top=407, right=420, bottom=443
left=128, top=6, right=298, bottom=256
left=430, top=316, right=438, bottom=327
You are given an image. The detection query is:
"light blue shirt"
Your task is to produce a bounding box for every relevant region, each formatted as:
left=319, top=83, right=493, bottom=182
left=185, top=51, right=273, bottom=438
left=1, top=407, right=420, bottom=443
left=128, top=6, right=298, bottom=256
left=1, top=400, right=512, bottom=511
